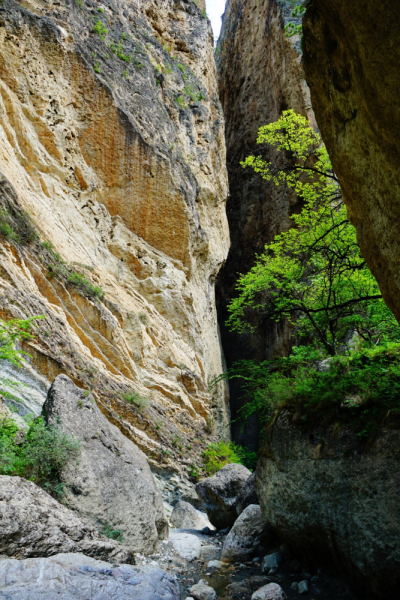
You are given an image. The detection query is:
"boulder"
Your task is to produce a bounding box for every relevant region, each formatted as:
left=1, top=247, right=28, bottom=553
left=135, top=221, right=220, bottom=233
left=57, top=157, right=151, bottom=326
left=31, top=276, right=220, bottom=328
left=256, top=410, right=400, bottom=598
left=171, top=501, right=214, bottom=530
left=43, top=375, right=168, bottom=554
left=195, top=464, right=251, bottom=529
left=0, top=476, right=134, bottom=564
left=169, top=531, right=201, bottom=561
left=261, top=552, right=284, bottom=574
left=298, top=580, right=309, bottom=594
left=0, top=552, right=179, bottom=599
left=251, top=583, right=287, bottom=600
left=221, top=504, right=275, bottom=563
left=236, top=472, right=259, bottom=516
left=189, top=579, right=217, bottom=600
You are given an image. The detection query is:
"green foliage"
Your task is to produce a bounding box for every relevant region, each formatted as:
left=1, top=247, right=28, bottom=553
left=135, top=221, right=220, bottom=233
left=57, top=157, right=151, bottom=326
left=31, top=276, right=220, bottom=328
left=0, top=417, right=80, bottom=499
left=122, top=391, right=149, bottom=412
left=0, top=317, right=41, bottom=366
left=108, top=40, right=131, bottom=62
left=202, top=441, right=257, bottom=475
left=219, top=344, right=400, bottom=439
left=100, top=523, right=124, bottom=542
left=230, top=110, right=399, bottom=356
left=67, top=272, right=104, bottom=301
left=176, top=95, right=188, bottom=109
left=93, top=62, right=101, bottom=73
left=42, top=242, right=104, bottom=302
left=138, top=312, right=148, bottom=325
left=97, top=6, right=104, bottom=12
left=285, top=0, right=305, bottom=37
left=0, top=202, right=37, bottom=246
left=92, top=20, right=108, bottom=41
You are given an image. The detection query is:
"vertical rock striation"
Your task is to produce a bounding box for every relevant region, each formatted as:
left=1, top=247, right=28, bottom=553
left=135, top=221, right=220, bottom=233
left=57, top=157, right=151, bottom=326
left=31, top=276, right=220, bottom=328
left=216, top=0, right=314, bottom=446
left=302, top=0, right=400, bottom=324
left=0, top=0, right=229, bottom=494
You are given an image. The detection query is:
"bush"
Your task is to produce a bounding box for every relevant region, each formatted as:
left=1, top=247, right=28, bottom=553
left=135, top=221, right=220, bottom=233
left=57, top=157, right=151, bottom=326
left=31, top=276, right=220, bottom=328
left=122, top=391, right=149, bottom=412
left=100, top=523, right=124, bottom=542
left=67, top=271, right=104, bottom=301
left=221, top=343, right=400, bottom=439
left=0, top=417, right=81, bottom=500
left=92, top=20, right=108, bottom=41
left=202, top=441, right=257, bottom=475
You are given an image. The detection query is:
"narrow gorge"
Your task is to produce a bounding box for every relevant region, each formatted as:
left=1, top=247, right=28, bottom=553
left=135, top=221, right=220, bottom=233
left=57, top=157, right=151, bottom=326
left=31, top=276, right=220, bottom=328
left=0, top=1, right=399, bottom=600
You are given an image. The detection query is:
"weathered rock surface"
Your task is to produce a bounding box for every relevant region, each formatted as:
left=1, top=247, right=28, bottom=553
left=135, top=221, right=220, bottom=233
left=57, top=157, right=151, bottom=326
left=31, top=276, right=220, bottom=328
left=0, top=552, right=179, bottom=600
left=256, top=411, right=400, bottom=599
left=216, top=0, right=315, bottom=447
left=236, top=472, right=259, bottom=516
left=44, top=374, right=168, bottom=554
left=0, top=475, right=134, bottom=563
left=171, top=501, right=213, bottom=531
left=189, top=579, right=217, bottom=600
left=0, top=0, right=230, bottom=501
left=169, top=531, right=201, bottom=562
left=221, top=504, right=274, bottom=563
left=251, top=583, right=287, bottom=600
left=195, top=464, right=251, bottom=529
left=303, top=0, right=400, bottom=324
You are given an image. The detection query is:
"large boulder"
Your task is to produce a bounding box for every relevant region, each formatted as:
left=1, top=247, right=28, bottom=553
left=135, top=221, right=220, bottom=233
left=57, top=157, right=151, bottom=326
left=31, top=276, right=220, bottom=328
left=170, top=501, right=214, bottom=530
left=195, top=464, right=251, bottom=529
left=189, top=579, right=217, bottom=600
left=256, top=410, right=400, bottom=599
left=0, top=552, right=179, bottom=599
left=169, top=531, right=201, bottom=561
left=236, top=472, right=259, bottom=516
left=221, top=504, right=275, bottom=563
left=43, top=375, right=168, bottom=554
left=251, top=583, right=287, bottom=600
left=0, top=476, right=134, bottom=564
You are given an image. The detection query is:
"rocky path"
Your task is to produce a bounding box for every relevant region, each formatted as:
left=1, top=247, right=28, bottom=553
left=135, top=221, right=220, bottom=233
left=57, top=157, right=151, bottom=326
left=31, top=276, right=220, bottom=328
left=134, top=526, right=360, bottom=600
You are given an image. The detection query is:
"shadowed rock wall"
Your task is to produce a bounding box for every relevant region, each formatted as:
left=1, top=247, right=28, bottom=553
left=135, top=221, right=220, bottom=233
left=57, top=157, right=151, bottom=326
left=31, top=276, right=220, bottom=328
left=303, top=0, right=400, bottom=324
left=216, top=0, right=314, bottom=448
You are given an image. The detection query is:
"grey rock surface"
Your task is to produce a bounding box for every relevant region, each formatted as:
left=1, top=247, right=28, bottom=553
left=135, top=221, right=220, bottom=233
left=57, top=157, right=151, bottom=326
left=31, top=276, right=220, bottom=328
left=171, top=501, right=214, bottom=530
left=221, top=504, right=275, bottom=563
left=261, top=552, right=284, bottom=574
left=189, top=579, right=217, bottom=600
left=44, top=375, right=168, bottom=554
left=201, top=545, right=222, bottom=561
left=0, top=552, right=179, bottom=599
left=251, top=583, right=287, bottom=600
left=195, top=464, right=251, bottom=529
left=236, top=472, right=259, bottom=516
left=169, top=531, right=201, bottom=561
left=298, top=580, right=309, bottom=594
left=0, top=475, right=134, bottom=564
left=256, top=410, right=400, bottom=599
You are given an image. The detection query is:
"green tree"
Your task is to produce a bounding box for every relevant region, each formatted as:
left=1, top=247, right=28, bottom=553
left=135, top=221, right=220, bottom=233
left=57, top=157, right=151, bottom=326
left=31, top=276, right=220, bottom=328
left=227, top=110, right=399, bottom=356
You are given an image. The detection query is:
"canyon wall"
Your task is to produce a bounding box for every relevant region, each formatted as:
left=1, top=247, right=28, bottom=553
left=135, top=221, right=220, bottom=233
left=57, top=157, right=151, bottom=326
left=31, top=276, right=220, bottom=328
left=302, top=0, right=400, bottom=324
left=0, top=0, right=230, bottom=500
left=216, top=0, right=314, bottom=447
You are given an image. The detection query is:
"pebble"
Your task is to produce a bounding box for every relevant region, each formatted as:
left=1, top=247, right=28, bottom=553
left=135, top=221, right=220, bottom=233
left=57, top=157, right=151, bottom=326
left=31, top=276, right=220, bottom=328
left=298, top=580, right=310, bottom=594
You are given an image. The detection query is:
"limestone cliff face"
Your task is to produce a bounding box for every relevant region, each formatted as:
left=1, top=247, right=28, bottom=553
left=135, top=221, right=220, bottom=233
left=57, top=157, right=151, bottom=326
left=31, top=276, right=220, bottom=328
left=0, top=0, right=229, bottom=496
left=216, top=0, right=314, bottom=446
left=256, top=411, right=400, bottom=599
left=302, top=0, right=400, bottom=324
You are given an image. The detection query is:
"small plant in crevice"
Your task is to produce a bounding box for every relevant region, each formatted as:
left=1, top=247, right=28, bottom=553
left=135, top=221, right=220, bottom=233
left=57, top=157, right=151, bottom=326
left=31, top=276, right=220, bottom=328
left=92, top=20, right=108, bottom=41
left=100, top=522, right=124, bottom=542
left=122, top=391, right=149, bottom=412
left=93, top=62, right=101, bottom=73
left=138, top=312, right=148, bottom=325
left=42, top=241, right=104, bottom=302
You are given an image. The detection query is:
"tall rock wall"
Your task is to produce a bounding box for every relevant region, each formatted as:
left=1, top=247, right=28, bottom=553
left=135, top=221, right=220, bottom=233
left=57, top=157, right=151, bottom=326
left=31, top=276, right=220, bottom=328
left=0, top=0, right=230, bottom=495
left=216, top=0, right=314, bottom=446
left=302, top=0, right=400, bottom=324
